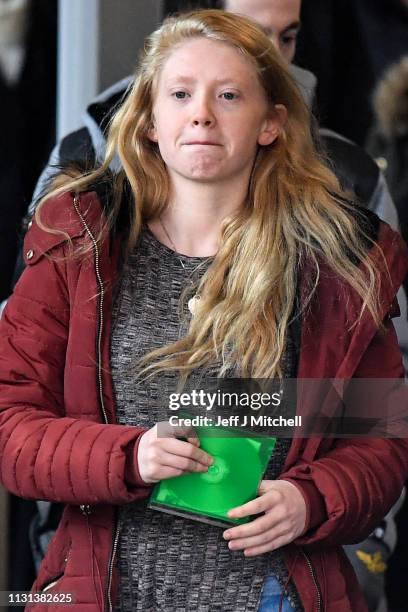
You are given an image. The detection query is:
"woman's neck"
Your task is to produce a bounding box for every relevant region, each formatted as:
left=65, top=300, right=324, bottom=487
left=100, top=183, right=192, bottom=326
left=148, top=174, right=249, bottom=257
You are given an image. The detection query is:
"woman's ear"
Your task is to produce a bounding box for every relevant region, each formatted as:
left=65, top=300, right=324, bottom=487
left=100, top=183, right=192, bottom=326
left=258, top=104, right=288, bottom=146
left=147, top=118, right=158, bottom=143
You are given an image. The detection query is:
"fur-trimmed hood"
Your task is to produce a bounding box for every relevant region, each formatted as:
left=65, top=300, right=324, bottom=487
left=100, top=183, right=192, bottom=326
left=373, top=56, right=408, bottom=138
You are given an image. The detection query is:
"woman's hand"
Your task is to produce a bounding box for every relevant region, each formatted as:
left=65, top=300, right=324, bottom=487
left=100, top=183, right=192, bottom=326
left=137, top=421, right=213, bottom=483
left=222, top=480, right=307, bottom=556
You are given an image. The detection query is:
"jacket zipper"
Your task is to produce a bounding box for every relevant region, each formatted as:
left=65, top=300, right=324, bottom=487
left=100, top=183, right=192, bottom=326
left=72, top=195, right=108, bottom=425
left=301, top=549, right=322, bottom=612
left=107, top=512, right=121, bottom=611
left=73, top=196, right=120, bottom=612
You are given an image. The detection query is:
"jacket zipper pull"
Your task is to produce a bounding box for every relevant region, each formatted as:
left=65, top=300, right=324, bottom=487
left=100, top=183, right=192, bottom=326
left=80, top=504, right=92, bottom=516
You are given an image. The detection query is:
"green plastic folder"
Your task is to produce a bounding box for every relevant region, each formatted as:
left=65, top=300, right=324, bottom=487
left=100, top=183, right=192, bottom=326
left=149, top=416, right=276, bottom=527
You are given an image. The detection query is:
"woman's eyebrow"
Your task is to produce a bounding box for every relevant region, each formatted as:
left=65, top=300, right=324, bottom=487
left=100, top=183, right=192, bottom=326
left=214, top=77, right=244, bottom=86
left=281, top=21, right=301, bottom=35
left=165, top=75, right=245, bottom=86
left=166, top=75, right=197, bottom=85
left=262, top=21, right=301, bottom=37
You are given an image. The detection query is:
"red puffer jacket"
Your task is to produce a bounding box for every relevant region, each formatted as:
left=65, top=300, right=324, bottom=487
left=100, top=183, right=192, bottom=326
left=0, top=191, right=407, bottom=612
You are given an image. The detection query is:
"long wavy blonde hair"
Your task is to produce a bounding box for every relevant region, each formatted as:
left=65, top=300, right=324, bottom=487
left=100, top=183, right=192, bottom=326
left=37, top=9, right=382, bottom=378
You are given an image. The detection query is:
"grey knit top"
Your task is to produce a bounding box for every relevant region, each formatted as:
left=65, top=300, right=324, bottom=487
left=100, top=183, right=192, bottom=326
left=110, top=227, right=304, bottom=611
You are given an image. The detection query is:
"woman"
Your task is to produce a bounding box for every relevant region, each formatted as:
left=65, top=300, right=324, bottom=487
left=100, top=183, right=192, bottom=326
left=0, top=10, right=407, bottom=612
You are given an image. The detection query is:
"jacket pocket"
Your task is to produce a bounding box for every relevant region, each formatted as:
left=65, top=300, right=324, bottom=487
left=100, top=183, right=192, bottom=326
left=40, top=573, right=65, bottom=593
left=38, top=545, right=70, bottom=594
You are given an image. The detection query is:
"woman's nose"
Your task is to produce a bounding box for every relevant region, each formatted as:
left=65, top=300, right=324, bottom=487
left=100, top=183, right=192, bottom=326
left=191, top=97, right=215, bottom=127
left=193, top=117, right=213, bottom=126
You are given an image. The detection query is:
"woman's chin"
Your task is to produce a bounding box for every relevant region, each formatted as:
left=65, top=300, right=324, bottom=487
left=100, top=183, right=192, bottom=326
left=181, top=165, right=227, bottom=183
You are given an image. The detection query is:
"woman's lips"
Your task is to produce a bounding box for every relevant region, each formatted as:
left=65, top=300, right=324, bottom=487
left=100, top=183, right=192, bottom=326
left=184, top=141, right=222, bottom=146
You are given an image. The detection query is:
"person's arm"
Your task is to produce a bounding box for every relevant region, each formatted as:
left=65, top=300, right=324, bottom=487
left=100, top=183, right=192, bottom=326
left=280, top=316, right=408, bottom=549
left=0, top=238, right=150, bottom=506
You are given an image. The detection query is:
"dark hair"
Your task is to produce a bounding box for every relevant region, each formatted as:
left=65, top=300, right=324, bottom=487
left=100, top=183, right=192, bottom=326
left=164, top=0, right=222, bottom=16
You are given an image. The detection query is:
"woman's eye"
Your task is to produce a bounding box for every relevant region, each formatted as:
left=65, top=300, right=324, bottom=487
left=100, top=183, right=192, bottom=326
left=173, top=91, right=189, bottom=99
left=281, top=35, right=297, bottom=46
left=220, top=92, right=238, bottom=101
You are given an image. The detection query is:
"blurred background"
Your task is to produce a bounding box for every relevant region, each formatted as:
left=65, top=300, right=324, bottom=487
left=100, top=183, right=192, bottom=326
left=0, top=0, right=407, bottom=610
